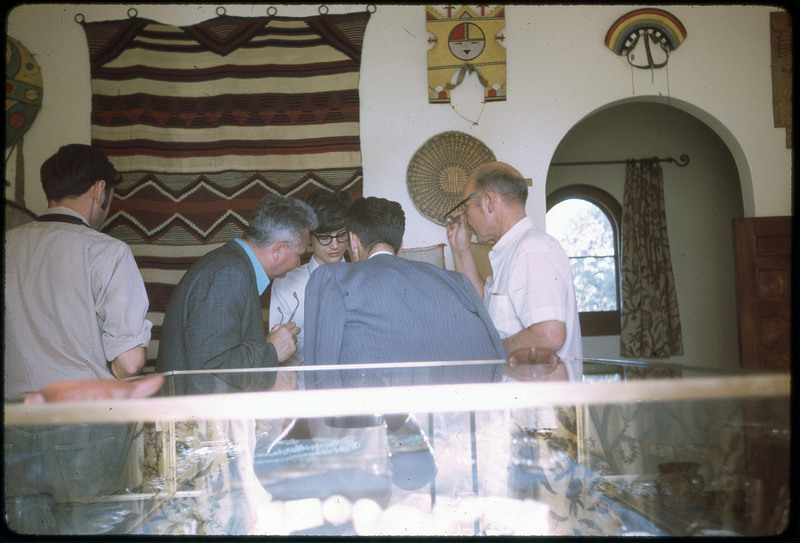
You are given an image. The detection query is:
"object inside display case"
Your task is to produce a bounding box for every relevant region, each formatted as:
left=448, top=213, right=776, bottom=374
left=4, top=359, right=790, bottom=536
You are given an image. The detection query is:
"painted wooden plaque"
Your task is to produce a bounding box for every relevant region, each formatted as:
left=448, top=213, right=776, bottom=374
left=426, top=5, right=506, bottom=104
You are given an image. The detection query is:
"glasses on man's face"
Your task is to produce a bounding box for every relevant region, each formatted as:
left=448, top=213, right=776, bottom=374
left=443, top=192, right=477, bottom=222
left=313, top=230, right=349, bottom=246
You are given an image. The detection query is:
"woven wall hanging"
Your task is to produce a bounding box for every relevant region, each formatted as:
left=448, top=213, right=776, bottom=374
left=81, top=10, right=369, bottom=246
left=406, top=131, right=495, bottom=226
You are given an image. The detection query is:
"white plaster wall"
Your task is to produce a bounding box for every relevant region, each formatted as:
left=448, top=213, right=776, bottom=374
left=6, top=4, right=791, bottom=221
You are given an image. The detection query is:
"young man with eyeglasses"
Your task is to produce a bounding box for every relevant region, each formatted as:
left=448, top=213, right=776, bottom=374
left=268, top=189, right=355, bottom=372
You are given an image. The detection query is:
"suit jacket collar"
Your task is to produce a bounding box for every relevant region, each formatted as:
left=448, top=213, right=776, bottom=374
left=368, top=251, right=395, bottom=259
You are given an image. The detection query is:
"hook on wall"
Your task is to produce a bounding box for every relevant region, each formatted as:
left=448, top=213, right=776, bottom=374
left=74, top=13, right=85, bottom=23
left=216, top=6, right=226, bottom=16
left=267, top=6, right=277, bottom=16
left=319, top=5, right=329, bottom=15
left=367, top=5, right=377, bottom=13
left=127, top=7, right=138, bottom=19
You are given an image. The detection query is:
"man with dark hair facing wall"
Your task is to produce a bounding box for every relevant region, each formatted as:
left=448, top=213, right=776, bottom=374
left=4, top=143, right=152, bottom=534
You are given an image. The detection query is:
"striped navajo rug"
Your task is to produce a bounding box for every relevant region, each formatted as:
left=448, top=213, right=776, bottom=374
left=80, top=12, right=370, bottom=368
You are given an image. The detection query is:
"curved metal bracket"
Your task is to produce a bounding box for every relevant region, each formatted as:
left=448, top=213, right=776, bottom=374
left=664, top=154, right=690, bottom=167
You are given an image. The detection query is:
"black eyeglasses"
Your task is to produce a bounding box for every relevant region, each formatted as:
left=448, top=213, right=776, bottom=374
left=443, top=192, right=477, bottom=221
left=313, top=230, right=349, bottom=246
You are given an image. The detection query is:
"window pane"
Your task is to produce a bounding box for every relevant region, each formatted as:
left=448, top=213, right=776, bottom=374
left=547, top=200, right=614, bottom=256
left=570, top=256, right=617, bottom=311
left=546, top=198, right=618, bottom=312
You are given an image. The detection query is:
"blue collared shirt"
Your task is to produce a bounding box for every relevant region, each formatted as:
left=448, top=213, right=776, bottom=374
left=235, top=238, right=270, bottom=295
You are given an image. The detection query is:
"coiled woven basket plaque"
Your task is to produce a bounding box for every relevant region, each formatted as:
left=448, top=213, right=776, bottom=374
left=406, top=131, right=496, bottom=226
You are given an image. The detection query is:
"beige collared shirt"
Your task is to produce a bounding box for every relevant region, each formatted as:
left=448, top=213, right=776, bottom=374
left=4, top=207, right=152, bottom=399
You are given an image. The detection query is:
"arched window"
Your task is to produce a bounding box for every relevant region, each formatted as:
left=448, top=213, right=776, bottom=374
left=546, top=185, right=621, bottom=336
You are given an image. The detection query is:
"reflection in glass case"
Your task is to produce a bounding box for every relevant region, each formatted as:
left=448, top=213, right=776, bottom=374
left=4, top=359, right=790, bottom=536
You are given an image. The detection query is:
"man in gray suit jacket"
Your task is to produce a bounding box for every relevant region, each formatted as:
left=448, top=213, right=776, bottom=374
left=156, top=194, right=317, bottom=393
left=304, top=197, right=506, bottom=390
left=262, top=198, right=564, bottom=504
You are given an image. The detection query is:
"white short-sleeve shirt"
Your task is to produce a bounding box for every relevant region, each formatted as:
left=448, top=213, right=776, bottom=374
left=269, top=254, right=345, bottom=371
left=484, top=217, right=583, bottom=380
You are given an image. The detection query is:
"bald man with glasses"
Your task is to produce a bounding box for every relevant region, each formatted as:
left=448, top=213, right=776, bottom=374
left=446, top=161, right=583, bottom=381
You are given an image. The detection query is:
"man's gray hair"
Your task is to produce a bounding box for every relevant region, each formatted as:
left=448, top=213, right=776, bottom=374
left=245, top=194, right=318, bottom=249
left=473, top=162, right=528, bottom=206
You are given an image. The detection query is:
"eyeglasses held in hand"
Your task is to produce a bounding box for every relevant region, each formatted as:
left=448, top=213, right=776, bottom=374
left=277, top=292, right=301, bottom=325
left=443, top=192, right=477, bottom=222
left=313, top=230, right=349, bottom=246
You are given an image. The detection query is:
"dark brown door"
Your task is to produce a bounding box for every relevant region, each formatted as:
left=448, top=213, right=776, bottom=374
left=734, top=216, right=791, bottom=536
left=733, top=216, right=791, bottom=371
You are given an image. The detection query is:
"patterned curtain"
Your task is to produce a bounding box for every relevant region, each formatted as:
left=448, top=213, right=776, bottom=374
left=80, top=12, right=370, bottom=366
left=619, top=159, right=683, bottom=358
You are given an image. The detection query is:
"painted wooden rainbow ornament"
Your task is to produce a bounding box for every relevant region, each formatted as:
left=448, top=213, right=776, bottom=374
left=605, top=8, right=687, bottom=69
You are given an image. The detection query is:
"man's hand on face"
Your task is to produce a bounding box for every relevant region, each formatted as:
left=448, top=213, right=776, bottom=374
left=446, top=212, right=473, bottom=253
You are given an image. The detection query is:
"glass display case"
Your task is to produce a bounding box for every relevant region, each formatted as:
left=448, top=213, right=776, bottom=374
left=4, top=358, right=790, bottom=536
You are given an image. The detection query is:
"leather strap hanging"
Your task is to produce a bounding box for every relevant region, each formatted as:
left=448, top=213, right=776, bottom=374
left=36, top=214, right=88, bottom=227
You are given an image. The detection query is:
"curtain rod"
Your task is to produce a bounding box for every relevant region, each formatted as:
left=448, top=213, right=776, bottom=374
left=550, top=154, right=690, bottom=168
left=75, top=4, right=377, bottom=22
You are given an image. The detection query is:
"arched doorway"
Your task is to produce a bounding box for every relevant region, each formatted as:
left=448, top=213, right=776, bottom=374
left=545, top=100, right=744, bottom=371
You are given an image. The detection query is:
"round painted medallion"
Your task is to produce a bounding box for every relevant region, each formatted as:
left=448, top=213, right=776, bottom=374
left=6, top=36, right=43, bottom=148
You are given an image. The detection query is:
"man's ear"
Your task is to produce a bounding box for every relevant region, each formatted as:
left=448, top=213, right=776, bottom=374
left=91, top=180, right=106, bottom=203
left=348, top=232, right=361, bottom=261
left=483, top=189, right=498, bottom=214
left=271, top=241, right=288, bottom=262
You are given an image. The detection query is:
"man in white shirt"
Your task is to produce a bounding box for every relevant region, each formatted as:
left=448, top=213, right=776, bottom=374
left=4, top=144, right=153, bottom=534
left=446, top=161, right=582, bottom=380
